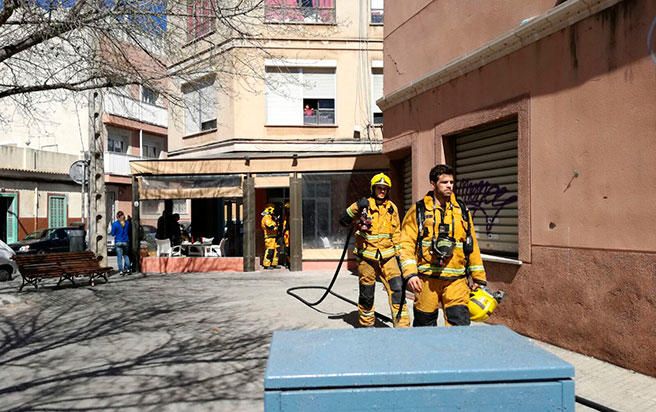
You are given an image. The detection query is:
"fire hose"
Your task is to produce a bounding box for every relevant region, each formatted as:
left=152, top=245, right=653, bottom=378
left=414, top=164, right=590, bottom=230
left=285, top=229, right=393, bottom=323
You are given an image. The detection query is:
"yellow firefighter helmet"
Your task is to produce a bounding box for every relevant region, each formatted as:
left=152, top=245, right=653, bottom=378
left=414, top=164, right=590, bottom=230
left=370, top=173, right=392, bottom=192
left=468, top=287, right=504, bottom=322
left=262, top=203, right=276, bottom=216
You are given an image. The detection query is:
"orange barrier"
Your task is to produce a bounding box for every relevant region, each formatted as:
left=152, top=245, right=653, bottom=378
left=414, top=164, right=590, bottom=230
left=140, top=257, right=244, bottom=273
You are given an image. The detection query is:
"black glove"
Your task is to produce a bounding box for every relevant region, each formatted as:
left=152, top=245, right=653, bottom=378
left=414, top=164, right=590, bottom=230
left=338, top=210, right=353, bottom=227
left=357, top=197, right=369, bottom=210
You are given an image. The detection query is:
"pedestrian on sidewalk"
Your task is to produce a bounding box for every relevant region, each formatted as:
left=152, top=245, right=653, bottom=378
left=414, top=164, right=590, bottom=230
left=111, top=210, right=131, bottom=275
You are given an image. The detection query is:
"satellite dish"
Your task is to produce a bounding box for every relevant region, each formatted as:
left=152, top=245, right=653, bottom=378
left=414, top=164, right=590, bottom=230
left=69, top=160, right=88, bottom=185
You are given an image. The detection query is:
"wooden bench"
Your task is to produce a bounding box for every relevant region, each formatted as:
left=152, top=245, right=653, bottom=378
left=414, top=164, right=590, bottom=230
left=13, top=251, right=113, bottom=291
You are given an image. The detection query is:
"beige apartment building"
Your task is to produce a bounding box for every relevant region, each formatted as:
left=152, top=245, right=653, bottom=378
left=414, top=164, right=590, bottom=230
left=131, top=0, right=391, bottom=269
left=379, top=0, right=656, bottom=376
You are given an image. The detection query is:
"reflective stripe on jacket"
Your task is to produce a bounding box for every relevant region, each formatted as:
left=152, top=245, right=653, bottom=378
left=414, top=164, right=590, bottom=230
left=345, top=197, right=401, bottom=261
left=399, top=193, right=486, bottom=283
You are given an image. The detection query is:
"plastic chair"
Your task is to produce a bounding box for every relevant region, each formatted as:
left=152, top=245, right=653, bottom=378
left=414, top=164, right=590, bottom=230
left=204, top=244, right=222, bottom=257
left=156, top=239, right=181, bottom=257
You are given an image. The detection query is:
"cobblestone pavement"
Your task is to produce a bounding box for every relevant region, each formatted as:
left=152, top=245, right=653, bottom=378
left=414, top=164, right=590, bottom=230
left=1, top=270, right=654, bottom=411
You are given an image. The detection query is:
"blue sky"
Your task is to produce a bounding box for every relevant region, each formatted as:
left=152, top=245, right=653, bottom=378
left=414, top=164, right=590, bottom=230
left=1, top=0, right=167, bottom=31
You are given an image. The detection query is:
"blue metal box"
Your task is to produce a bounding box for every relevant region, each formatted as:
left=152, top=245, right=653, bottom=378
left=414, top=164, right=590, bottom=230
left=264, top=325, right=574, bottom=411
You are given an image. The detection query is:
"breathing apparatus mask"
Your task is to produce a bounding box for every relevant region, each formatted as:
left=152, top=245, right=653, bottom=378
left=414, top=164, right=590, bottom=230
left=431, top=205, right=456, bottom=259
left=432, top=224, right=455, bottom=259
left=430, top=203, right=475, bottom=260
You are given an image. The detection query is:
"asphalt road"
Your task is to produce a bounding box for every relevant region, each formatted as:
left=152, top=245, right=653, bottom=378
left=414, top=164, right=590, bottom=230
left=0, top=269, right=395, bottom=411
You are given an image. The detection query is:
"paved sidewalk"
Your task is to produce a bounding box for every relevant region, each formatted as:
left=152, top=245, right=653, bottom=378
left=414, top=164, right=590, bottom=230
left=0, top=269, right=654, bottom=411
left=535, top=340, right=656, bottom=411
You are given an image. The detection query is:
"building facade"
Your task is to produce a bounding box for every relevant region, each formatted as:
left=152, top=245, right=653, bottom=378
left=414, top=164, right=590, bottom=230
left=0, top=81, right=169, bottom=243
left=0, top=146, right=84, bottom=243
left=133, top=0, right=391, bottom=268
left=380, top=0, right=656, bottom=376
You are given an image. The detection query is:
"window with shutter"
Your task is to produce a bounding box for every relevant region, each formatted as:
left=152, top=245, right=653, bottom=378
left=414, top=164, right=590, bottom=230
left=48, top=195, right=67, bottom=229
left=453, top=119, right=519, bottom=258
left=184, top=78, right=217, bottom=135
left=371, top=0, right=384, bottom=24
left=264, top=0, right=336, bottom=24
left=371, top=68, right=383, bottom=125
left=266, top=66, right=335, bottom=126
left=187, top=0, right=215, bottom=41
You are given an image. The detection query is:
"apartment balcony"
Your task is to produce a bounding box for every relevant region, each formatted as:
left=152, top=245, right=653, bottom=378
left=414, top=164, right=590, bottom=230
left=264, top=2, right=336, bottom=24
left=104, top=92, right=167, bottom=128
left=104, top=152, right=142, bottom=176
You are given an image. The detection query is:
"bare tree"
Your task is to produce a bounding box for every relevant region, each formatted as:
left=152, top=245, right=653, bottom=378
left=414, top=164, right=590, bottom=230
left=0, top=0, right=312, bottom=108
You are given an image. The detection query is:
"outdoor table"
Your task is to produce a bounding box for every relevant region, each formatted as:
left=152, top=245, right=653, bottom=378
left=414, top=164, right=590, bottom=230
left=179, top=242, right=206, bottom=257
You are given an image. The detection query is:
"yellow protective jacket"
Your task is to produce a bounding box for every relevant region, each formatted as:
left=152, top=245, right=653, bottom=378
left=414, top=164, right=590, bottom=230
left=399, top=192, right=486, bottom=284
left=261, top=214, right=278, bottom=239
left=345, top=197, right=401, bottom=261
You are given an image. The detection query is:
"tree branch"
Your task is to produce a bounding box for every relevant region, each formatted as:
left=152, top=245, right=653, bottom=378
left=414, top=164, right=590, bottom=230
left=0, top=0, right=19, bottom=26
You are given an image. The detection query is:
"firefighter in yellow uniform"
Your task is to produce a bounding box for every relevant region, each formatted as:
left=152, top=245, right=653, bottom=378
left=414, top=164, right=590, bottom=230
left=261, top=203, right=279, bottom=269
left=339, top=173, right=410, bottom=328
left=400, top=164, right=487, bottom=326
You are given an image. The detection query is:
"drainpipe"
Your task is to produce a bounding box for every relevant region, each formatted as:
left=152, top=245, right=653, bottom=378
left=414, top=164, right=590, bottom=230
left=139, top=129, right=143, bottom=158
left=34, top=187, right=38, bottom=231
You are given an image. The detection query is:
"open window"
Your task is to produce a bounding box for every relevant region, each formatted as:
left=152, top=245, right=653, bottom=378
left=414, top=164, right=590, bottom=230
left=266, top=65, right=336, bottom=126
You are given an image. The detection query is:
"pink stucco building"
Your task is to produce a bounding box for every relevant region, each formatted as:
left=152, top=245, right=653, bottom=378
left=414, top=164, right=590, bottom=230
left=380, top=0, right=656, bottom=376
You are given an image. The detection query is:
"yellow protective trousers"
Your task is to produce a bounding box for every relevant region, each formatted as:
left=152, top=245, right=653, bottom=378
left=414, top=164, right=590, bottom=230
left=263, top=237, right=279, bottom=268
left=412, top=276, right=471, bottom=327
left=357, top=257, right=410, bottom=328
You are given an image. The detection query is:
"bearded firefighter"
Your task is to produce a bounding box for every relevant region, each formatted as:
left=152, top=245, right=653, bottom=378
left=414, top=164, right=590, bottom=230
left=261, top=203, right=279, bottom=269
left=339, top=173, right=410, bottom=327
left=399, top=164, right=487, bottom=326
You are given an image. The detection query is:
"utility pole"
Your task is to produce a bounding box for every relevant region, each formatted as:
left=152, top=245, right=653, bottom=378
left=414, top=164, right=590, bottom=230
left=243, top=175, right=256, bottom=272
left=88, top=90, right=108, bottom=265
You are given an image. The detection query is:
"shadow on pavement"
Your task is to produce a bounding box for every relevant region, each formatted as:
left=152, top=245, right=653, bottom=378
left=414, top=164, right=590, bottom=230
left=329, top=310, right=390, bottom=328
left=0, top=288, right=269, bottom=411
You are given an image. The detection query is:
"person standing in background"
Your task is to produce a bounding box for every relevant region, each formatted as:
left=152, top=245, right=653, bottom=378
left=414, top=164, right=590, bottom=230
left=111, top=211, right=131, bottom=275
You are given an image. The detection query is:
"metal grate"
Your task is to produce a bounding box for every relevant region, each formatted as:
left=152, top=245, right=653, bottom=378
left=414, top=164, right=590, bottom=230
left=402, top=155, right=413, bottom=214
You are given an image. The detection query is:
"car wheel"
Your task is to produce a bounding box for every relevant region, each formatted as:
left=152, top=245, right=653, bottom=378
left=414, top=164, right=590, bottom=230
left=0, top=267, right=12, bottom=282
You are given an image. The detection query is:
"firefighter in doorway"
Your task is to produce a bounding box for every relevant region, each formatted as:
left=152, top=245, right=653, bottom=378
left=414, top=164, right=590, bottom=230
left=339, top=173, right=410, bottom=328
left=261, top=203, right=279, bottom=269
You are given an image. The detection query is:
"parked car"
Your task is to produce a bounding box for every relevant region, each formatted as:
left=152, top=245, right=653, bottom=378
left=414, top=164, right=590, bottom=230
left=107, top=234, right=116, bottom=255
left=9, top=227, right=86, bottom=254
left=0, top=239, right=18, bottom=281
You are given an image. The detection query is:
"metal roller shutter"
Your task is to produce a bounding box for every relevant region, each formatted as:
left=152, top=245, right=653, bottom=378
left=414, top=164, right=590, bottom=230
left=454, top=119, right=518, bottom=257
left=403, top=156, right=412, bottom=214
